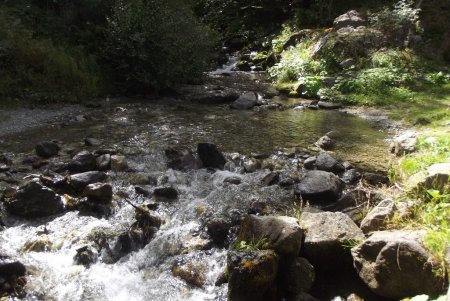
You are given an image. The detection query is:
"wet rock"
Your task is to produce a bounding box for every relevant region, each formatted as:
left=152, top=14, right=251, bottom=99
left=295, top=170, right=344, bottom=203
left=223, top=176, right=242, bottom=185
left=341, top=169, right=361, bottom=185
left=83, top=183, right=113, bottom=203
left=3, top=181, right=63, bottom=217
left=22, top=156, right=48, bottom=169
left=362, top=172, right=389, bottom=185
left=206, top=217, right=231, bottom=247
left=317, top=101, right=342, bottom=109
left=315, top=136, right=334, bottom=150
left=227, top=250, right=279, bottom=301
left=235, top=60, right=251, bottom=71
left=0, top=258, right=26, bottom=297
left=0, top=164, right=10, bottom=172
left=153, top=186, right=178, bottom=202
left=96, top=154, right=111, bottom=171
left=197, top=143, right=226, bottom=169
left=69, top=151, right=97, bottom=173
left=333, top=10, right=366, bottom=30
left=237, top=215, right=303, bottom=259
left=315, top=153, right=344, bottom=173
left=129, top=173, right=157, bottom=186
left=165, top=146, right=199, bottom=170
left=301, top=211, right=365, bottom=269
left=389, top=131, right=418, bottom=156
left=283, top=257, right=316, bottom=295
left=84, top=138, right=102, bottom=147
left=352, top=231, right=446, bottom=299
left=181, top=84, right=239, bottom=104
left=291, top=293, right=319, bottom=301
left=303, top=157, right=316, bottom=169
left=230, top=92, right=258, bottom=110
left=360, top=199, right=396, bottom=233
left=35, top=141, right=60, bottom=158
left=172, top=259, right=206, bottom=288
left=68, top=171, right=107, bottom=193
left=243, top=158, right=259, bottom=173
left=74, top=245, right=98, bottom=266
left=134, top=185, right=152, bottom=197
left=22, top=238, right=52, bottom=252
left=110, top=155, right=128, bottom=172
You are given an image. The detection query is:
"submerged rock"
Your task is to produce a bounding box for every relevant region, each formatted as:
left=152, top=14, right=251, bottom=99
left=227, top=250, right=279, bottom=301
left=294, top=170, right=344, bottom=203
left=301, top=211, right=365, bottom=269
left=237, top=215, right=303, bottom=259
left=3, top=181, right=63, bottom=218
left=197, top=143, right=226, bottom=169
left=315, top=135, right=335, bottom=150
left=165, top=146, right=199, bottom=170
left=230, top=92, right=258, bottom=110
left=352, top=231, right=446, bottom=299
left=35, top=141, right=60, bottom=158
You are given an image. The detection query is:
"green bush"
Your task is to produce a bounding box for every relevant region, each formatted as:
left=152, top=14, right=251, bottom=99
left=0, top=11, right=99, bottom=102
left=105, top=0, right=216, bottom=92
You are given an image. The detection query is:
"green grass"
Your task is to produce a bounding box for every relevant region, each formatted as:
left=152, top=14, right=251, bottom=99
left=233, top=236, right=270, bottom=251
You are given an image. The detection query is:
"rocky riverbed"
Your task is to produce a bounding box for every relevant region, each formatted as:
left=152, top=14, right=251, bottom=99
left=0, top=67, right=447, bottom=301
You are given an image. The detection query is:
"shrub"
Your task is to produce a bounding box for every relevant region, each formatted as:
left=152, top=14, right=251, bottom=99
left=0, top=11, right=99, bottom=102
left=104, top=0, right=216, bottom=92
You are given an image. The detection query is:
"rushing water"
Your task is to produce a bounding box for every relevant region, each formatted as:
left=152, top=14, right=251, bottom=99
left=0, top=69, right=389, bottom=301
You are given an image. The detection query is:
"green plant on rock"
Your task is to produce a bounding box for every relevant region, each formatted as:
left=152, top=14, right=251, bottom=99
left=233, top=236, right=269, bottom=251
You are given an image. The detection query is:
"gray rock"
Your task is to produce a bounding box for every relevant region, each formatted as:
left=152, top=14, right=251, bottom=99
left=165, top=146, right=199, bottom=170
left=227, top=250, right=279, bottom=301
left=333, top=10, right=366, bottom=30
left=340, top=58, right=356, bottom=69
left=237, top=215, right=303, bottom=258
left=315, top=153, right=344, bottom=173
left=69, top=151, right=97, bottom=173
left=68, top=171, right=107, bottom=193
left=224, top=176, right=242, bottom=185
left=243, top=158, right=259, bottom=172
left=315, top=136, right=335, bottom=150
left=3, top=181, right=63, bottom=217
left=96, top=154, right=111, bottom=171
left=283, top=257, right=315, bottom=295
left=341, top=169, right=361, bottom=184
left=134, top=185, right=152, bottom=197
left=35, top=141, right=60, bottom=158
left=0, top=164, right=10, bottom=172
left=318, top=101, right=342, bottom=109
left=389, top=131, right=418, bottom=156
left=362, top=172, right=389, bottom=185
left=261, top=172, right=279, bottom=186
left=352, top=231, right=446, bottom=299
left=230, top=92, right=258, bottom=110
left=295, top=170, right=344, bottom=203
left=83, top=183, right=113, bottom=203
left=303, top=157, right=316, bottom=169
left=197, top=143, right=226, bottom=169
left=111, top=155, right=128, bottom=172
left=323, top=189, right=370, bottom=225
left=302, top=211, right=365, bottom=269
left=360, top=199, right=396, bottom=233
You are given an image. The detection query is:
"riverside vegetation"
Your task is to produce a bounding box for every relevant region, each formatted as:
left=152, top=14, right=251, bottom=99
left=0, top=0, right=449, bottom=300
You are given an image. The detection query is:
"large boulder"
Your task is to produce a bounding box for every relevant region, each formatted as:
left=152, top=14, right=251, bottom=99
left=197, top=143, right=226, bottom=169
left=165, top=146, right=199, bottom=170
left=333, top=10, right=367, bottom=30
left=294, top=170, right=344, bottom=203
left=35, top=141, right=60, bottom=158
left=68, top=171, right=107, bottom=193
left=227, top=250, right=279, bottom=301
left=230, top=92, right=258, bottom=110
left=301, top=212, right=365, bottom=269
left=352, top=231, right=446, bottom=299
left=69, top=151, right=97, bottom=173
left=237, top=215, right=303, bottom=259
left=3, top=181, right=63, bottom=218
